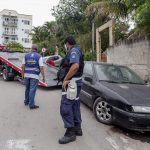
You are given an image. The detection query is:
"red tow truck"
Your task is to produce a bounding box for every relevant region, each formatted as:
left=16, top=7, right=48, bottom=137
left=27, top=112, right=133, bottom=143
left=0, top=51, right=61, bottom=87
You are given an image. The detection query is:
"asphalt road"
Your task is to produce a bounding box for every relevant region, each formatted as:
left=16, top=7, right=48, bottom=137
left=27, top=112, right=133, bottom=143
left=0, top=77, right=150, bottom=150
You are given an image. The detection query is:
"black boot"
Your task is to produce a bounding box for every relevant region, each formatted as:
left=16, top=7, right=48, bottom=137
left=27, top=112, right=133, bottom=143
left=74, top=123, right=83, bottom=136
left=59, top=127, right=76, bottom=144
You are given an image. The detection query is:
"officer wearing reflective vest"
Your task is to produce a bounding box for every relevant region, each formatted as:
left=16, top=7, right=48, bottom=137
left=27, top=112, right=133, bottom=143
left=21, top=44, right=45, bottom=109
left=58, top=36, right=84, bottom=144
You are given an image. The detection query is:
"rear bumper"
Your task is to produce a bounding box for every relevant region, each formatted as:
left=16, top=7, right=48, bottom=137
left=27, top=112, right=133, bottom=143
left=113, top=107, right=150, bottom=131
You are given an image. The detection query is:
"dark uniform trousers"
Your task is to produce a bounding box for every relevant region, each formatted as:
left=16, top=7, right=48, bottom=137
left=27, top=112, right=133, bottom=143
left=60, top=84, right=82, bottom=128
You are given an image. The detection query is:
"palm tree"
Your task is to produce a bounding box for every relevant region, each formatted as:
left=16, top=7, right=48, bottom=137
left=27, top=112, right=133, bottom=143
left=85, top=0, right=128, bottom=21
left=44, top=21, right=59, bottom=37
left=44, top=21, right=59, bottom=45
left=30, top=26, right=45, bottom=43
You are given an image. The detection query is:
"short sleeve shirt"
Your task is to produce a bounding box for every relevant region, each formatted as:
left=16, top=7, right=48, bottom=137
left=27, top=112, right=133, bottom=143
left=67, top=47, right=82, bottom=85
left=67, top=47, right=81, bottom=65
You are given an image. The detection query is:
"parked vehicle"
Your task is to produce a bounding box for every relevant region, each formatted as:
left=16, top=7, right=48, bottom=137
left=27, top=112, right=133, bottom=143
left=80, top=61, right=150, bottom=131
left=43, top=55, right=62, bottom=67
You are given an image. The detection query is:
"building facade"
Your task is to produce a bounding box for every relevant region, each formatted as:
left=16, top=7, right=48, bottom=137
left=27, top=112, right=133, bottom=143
left=0, top=9, right=32, bottom=51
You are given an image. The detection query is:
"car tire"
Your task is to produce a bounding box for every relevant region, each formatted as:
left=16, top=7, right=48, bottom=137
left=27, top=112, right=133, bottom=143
left=2, top=69, right=14, bottom=81
left=93, top=97, right=113, bottom=125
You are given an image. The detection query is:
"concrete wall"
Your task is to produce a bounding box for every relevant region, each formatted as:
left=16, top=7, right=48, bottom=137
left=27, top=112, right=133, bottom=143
left=107, top=36, right=150, bottom=80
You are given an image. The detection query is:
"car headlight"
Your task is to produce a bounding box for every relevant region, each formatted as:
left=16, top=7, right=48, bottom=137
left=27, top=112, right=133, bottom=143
left=132, top=106, right=150, bottom=113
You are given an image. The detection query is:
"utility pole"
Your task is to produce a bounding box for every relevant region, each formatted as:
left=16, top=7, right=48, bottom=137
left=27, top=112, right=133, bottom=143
left=91, top=8, right=96, bottom=61
left=92, top=21, right=95, bottom=60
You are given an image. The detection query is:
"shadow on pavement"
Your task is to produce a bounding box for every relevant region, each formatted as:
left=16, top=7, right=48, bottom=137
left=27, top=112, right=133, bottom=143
left=38, top=85, right=62, bottom=91
left=109, top=125, right=150, bottom=143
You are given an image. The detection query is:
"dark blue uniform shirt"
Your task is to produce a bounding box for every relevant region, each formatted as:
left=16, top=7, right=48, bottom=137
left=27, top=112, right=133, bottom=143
left=67, top=47, right=82, bottom=86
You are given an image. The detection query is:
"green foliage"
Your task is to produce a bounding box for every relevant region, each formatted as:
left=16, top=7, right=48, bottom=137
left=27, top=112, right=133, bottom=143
left=114, top=19, right=129, bottom=42
left=115, top=0, right=150, bottom=33
left=134, top=0, right=150, bottom=33
left=59, top=49, right=66, bottom=58
left=32, top=0, right=149, bottom=61
left=84, top=52, right=95, bottom=61
left=6, top=41, right=24, bottom=52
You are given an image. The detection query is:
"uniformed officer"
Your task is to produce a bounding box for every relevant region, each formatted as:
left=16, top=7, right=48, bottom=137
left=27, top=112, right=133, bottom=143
left=21, top=44, right=45, bottom=109
left=58, top=36, right=84, bottom=144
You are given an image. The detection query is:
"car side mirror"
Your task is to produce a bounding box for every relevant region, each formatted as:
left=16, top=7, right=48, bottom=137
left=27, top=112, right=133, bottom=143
left=84, top=76, right=93, bottom=83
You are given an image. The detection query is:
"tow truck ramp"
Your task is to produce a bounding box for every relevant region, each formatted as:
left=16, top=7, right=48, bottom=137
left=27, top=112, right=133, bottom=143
left=0, top=52, right=61, bottom=87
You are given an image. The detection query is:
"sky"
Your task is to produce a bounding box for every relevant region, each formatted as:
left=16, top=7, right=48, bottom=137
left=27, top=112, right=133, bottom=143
left=0, top=0, right=60, bottom=27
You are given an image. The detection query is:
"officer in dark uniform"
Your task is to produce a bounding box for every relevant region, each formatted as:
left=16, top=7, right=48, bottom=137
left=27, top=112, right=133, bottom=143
left=58, top=36, right=84, bottom=144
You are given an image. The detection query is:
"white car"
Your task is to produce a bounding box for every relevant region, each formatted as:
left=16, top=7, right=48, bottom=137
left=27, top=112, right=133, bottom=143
left=43, top=55, right=62, bottom=67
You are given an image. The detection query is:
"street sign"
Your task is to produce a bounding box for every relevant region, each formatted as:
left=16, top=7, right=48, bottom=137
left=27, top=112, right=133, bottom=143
left=42, top=48, right=46, bottom=53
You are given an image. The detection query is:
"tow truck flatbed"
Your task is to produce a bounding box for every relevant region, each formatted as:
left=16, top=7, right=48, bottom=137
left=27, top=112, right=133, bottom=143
left=0, top=52, right=61, bottom=87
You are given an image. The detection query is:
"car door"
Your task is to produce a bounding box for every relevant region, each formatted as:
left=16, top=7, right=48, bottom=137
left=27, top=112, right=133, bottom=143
left=80, top=62, right=94, bottom=107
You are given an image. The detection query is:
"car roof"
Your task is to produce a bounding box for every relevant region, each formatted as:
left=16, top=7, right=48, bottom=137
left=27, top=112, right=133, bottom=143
left=84, top=61, right=126, bottom=68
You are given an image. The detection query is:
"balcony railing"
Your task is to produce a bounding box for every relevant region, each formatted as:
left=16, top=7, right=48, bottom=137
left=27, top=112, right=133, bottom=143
left=3, top=32, right=17, bottom=36
left=3, top=21, right=18, bottom=27
left=3, top=38, right=18, bottom=44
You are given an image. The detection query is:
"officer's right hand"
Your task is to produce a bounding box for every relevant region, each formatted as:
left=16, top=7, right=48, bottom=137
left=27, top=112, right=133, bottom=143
left=63, top=80, right=69, bottom=91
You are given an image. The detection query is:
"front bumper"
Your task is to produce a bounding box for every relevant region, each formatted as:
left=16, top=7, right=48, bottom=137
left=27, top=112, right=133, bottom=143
left=113, top=107, right=150, bottom=131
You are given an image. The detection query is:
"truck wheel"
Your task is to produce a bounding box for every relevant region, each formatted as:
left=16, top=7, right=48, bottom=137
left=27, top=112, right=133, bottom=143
left=2, top=69, right=14, bottom=81
left=93, top=97, right=113, bottom=125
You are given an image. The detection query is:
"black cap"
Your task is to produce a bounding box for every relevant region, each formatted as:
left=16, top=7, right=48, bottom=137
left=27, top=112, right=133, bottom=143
left=64, top=35, right=76, bottom=45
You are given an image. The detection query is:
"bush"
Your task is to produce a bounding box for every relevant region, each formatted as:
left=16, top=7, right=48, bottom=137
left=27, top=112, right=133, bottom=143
left=6, top=41, right=24, bottom=53
left=84, top=51, right=96, bottom=61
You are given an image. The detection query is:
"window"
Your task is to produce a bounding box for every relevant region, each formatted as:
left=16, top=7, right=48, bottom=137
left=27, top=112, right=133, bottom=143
left=11, top=18, right=17, bottom=24
left=22, top=20, right=30, bottom=25
left=95, top=64, right=145, bottom=84
left=83, top=63, right=93, bottom=76
left=11, top=37, right=16, bottom=41
left=5, top=18, right=9, bottom=21
left=24, top=29, right=30, bottom=34
left=11, top=28, right=16, bottom=34
left=22, top=38, right=30, bottom=43
left=4, top=28, right=9, bottom=34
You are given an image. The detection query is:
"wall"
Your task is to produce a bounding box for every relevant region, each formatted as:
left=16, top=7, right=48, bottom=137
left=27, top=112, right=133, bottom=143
left=107, top=36, right=150, bottom=80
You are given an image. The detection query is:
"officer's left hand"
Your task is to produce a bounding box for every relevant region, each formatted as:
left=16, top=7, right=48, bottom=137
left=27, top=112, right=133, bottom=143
left=63, top=80, right=70, bottom=91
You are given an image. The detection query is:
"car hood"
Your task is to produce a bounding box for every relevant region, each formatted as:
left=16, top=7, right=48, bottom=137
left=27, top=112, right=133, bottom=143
left=101, top=82, right=150, bottom=106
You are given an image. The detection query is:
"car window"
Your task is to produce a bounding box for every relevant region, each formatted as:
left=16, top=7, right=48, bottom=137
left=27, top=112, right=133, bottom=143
left=120, top=67, right=145, bottom=83
left=83, top=63, right=93, bottom=76
left=53, top=56, right=59, bottom=60
left=106, top=66, right=122, bottom=81
left=95, top=64, right=145, bottom=84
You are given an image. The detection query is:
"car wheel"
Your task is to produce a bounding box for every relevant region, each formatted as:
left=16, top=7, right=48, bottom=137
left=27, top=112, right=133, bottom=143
left=93, top=97, right=113, bottom=125
left=2, top=69, right=14, bottom=81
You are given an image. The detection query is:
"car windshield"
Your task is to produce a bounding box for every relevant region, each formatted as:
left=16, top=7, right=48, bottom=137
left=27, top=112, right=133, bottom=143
left=94, top=64, right=145, bottom=85
left=42, top=57, right=48, bottom=62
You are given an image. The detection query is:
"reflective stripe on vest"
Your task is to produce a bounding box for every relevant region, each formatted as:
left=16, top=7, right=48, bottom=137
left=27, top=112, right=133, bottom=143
left=25, top=52, right=41, bottom=75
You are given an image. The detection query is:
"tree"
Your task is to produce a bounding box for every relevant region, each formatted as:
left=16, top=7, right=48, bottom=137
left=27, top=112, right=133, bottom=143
left=88, top=0, right=150, bottom=34
left=52, top=0, right=91, bottom=41
left=31, top=26, right=46, bottom=43
left=129, top=0, right=150, bottom=33
left=85, top=0, right=128, bottom=20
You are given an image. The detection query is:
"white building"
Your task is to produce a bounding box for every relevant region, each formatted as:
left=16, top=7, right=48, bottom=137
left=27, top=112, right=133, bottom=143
left=0, top=9, right=32, bottom=51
